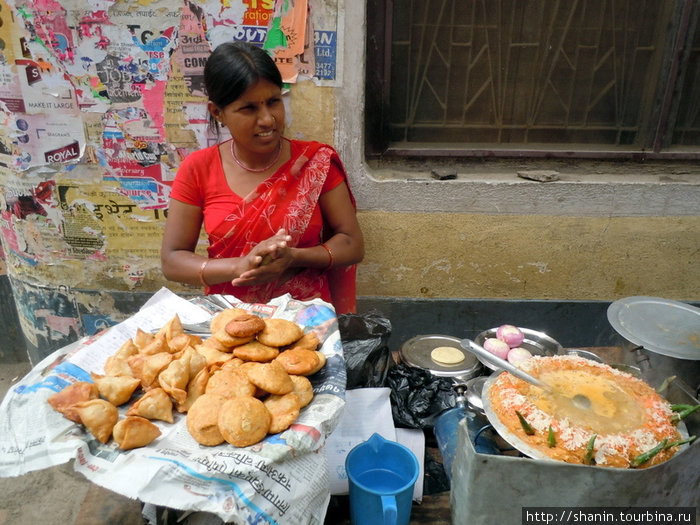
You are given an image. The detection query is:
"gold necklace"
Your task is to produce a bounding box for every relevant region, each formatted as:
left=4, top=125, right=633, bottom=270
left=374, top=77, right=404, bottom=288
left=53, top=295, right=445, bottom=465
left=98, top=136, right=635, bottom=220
left=230, top=139, right=282, bottom=173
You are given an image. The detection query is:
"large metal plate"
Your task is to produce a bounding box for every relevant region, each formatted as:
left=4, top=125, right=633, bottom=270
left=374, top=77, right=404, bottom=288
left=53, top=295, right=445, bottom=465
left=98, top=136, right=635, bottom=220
left=607, top=296, right=700, bottom=360
left=481, top=372, right=690, bottom=465
left=399, top=334, right=482, bottom=379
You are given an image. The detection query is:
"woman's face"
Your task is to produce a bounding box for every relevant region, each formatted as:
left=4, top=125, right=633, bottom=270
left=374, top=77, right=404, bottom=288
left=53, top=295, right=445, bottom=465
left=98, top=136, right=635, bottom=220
left=214, top=79, right=285, bottom=158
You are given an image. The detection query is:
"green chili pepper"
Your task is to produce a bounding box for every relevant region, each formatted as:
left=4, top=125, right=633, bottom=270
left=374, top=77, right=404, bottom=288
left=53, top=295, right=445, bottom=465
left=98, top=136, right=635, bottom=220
left=656, top=375, right=676, bottom=393
left=630, top=438, right=668, bottom=467
left=515, top=410, right=535, bottom=435
left=666, top=436, right=696, bottom=448
left=583, top=434, right=597, bottom=465
left=630, top=435, right=696, bottom=467
left=547, top=425, right=556, bottom=447
left=671, top=404, right=700, bottom=422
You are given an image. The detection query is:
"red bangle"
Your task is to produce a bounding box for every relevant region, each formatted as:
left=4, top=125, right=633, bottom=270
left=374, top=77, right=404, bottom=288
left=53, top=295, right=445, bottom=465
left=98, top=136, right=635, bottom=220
left=199, top=259, right=209, bottom=287
left=320, top=243, right=333, bottom=271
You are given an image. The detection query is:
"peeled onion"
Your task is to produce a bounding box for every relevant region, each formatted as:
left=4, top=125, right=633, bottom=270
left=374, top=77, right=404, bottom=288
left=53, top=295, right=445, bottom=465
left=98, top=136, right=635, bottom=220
left=483, top=338, right=510, bottom=360
left=507, top=347, right=532, bottom=366
left=496, top=324, right=525, bottom=348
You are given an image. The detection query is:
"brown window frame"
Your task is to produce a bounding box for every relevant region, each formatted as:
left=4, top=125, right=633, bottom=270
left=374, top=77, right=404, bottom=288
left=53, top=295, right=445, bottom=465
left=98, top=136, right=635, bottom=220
left=365, top=0, right=700, bottom=162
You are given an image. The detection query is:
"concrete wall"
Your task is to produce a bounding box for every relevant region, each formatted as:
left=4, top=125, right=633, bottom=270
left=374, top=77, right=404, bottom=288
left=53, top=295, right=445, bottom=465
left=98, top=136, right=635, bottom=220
left=337, top=2, right=699, bottom=304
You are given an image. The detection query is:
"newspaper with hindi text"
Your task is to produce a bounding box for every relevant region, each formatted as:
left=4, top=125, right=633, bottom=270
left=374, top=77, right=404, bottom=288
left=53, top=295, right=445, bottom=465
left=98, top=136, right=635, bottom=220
left=0, top=287, right=346, bottom=524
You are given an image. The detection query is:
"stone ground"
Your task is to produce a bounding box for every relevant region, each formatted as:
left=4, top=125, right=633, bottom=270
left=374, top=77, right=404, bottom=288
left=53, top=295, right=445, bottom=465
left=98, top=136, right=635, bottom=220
left=0, top=361, right=145, bottom=525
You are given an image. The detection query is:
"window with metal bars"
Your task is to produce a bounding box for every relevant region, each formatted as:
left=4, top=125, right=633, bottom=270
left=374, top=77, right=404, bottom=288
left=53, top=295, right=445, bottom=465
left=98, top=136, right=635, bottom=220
left=365, top=0, right=700, bottom=161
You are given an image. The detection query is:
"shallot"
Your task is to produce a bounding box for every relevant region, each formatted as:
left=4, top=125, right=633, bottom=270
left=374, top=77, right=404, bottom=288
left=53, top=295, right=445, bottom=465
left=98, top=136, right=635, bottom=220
left=507, top=347, right=532, bottom=366
left=483, top=338, right=510, bottom=360
left=496, top=324, right=525, bottom=348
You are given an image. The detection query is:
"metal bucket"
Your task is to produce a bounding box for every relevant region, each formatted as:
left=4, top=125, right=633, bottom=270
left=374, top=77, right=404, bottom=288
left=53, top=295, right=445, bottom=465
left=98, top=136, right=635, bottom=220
left=607, top=296, right=700, bottom=397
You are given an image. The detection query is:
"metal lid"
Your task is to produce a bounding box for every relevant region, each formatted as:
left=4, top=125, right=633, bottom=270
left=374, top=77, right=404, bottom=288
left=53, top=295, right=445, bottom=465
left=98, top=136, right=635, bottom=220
left=399, top=334, right=481, bottom=379
left=607, top=296, right=700, bottom=360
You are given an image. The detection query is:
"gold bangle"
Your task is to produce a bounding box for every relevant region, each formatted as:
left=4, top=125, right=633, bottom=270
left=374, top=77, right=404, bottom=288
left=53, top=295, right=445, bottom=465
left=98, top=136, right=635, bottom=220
left=199, top=259, right=209, bottom=287
left=320, top=243, right=333, bottom=271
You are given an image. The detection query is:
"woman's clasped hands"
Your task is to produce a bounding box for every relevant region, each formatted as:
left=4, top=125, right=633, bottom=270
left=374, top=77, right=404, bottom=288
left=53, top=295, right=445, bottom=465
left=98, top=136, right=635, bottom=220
left=231, top=229, right=293, bottom=287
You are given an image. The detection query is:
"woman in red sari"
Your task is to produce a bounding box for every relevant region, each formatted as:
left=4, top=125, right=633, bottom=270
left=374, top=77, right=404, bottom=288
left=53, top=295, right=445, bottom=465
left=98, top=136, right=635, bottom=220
left=161, top=42, right=364, bottom=314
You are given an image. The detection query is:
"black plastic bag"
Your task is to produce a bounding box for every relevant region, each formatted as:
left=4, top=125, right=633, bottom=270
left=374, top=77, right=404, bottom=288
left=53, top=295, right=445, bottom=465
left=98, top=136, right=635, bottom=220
left=387, top=363, right=456, bottom=429
left=338, top=310, right=393, bottom=389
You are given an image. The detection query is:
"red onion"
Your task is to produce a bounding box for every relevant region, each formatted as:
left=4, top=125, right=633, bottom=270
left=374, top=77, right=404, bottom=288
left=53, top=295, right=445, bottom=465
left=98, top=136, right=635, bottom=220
left=483, top=338, right=510, bottom=360
left=496, top=324, right=525, bottom=348
left=507, top=347, right=532, bottom=366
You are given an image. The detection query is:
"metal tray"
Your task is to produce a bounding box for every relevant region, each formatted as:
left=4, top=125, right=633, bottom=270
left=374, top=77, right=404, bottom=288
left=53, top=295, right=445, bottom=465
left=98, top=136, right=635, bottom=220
left=607, top=296, right=700, bottom=360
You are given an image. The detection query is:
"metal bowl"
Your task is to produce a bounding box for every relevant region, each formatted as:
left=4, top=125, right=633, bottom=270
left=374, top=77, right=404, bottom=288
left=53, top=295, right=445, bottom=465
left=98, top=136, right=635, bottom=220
left=474, top=327, right=563, bottom=371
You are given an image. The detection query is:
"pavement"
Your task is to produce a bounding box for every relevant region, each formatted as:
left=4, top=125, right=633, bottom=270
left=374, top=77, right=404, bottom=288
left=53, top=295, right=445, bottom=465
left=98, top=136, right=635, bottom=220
left=0, top=361, right=145, bottom=525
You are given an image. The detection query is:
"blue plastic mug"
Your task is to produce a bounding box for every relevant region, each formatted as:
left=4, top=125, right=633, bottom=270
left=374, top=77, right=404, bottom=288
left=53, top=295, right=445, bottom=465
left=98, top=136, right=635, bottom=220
left=345, top=433, right=420, bottom=525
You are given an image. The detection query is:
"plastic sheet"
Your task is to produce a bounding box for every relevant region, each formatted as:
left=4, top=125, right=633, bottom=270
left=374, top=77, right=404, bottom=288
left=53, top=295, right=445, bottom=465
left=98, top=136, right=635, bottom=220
left=387, top=364, right=456, bottom=430
left=338, top=311, right=394, bottom=389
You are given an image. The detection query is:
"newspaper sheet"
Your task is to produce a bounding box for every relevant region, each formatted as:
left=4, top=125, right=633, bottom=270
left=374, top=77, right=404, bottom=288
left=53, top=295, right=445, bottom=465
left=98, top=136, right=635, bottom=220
left=0, top=287, right=346, bottom=524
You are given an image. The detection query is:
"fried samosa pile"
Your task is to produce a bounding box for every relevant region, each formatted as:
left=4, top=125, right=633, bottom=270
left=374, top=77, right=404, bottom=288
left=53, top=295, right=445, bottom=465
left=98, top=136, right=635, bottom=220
left=48, top=309, right=325, bottom=450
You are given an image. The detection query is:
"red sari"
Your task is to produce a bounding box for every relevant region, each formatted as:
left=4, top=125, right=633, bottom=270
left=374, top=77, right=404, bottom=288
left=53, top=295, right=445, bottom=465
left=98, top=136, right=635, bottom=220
left=169, top=139, right=357, bottom=313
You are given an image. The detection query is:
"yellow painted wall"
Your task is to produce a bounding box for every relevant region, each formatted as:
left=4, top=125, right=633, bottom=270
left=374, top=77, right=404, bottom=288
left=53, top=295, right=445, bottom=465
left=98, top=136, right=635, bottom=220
left=355, top=212, right=700, bottom=301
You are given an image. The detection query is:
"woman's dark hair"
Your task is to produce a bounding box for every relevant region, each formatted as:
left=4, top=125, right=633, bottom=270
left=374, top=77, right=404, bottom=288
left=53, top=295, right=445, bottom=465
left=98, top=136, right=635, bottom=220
left=204, top=41, right=283, bottom=136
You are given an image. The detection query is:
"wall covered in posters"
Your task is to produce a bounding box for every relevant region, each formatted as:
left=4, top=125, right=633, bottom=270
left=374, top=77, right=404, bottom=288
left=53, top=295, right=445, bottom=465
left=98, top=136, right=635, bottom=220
left=0, top=0, right=341, bottom=362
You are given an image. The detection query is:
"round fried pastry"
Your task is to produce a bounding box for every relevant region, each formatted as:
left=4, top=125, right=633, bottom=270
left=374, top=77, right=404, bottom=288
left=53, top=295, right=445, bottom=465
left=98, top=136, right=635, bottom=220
left=225, top=314, right=265, bottom=337
left=210, top=308, right=248, bottom=334
left=245, top=361, right=294, bottom=395
left=206, top=367, right=256, bottom=399
left=289, top=375, right=313, bottom=407
left=284, top=332, right=320, bottom=352
left=308, top=351, right=327, bottom=375
left=218, top=396, right=271, bottom=447
left=187, top=393, right=227, bottom=446
left=234, top=340, right=280, bottom=362
left=212, top=328, right=254, bottom=349
left=275, top=349, right=320, bottom=376
left=257, top=319, right=304, bottom=347
left=264, top=393, right=301, bottom=434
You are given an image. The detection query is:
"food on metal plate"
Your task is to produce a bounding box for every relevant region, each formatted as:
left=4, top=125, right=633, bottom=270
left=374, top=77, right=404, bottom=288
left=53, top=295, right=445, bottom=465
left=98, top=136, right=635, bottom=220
left=496, top=324, right=525, bottom=348
left=47, top=310, right=326, bottom=450
left=506, top=347, right=532, bottom=366
left=430, top=346, right=466, bottom=366
left=483, top=337, right=510, bottom=360
left=488, top=355, right=687, bottom=468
